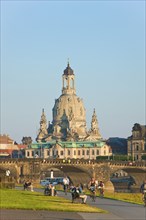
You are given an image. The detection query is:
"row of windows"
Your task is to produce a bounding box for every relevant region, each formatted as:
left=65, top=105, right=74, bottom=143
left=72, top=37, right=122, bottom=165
left=26, top=149, right=108, bottom=157
left=47, top=149, right=107, bottom=156
left=26, top=151, right=39, bottom=157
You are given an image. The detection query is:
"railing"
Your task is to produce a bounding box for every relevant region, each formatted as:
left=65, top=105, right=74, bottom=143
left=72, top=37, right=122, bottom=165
left=0, top=158, right=146, bottom=167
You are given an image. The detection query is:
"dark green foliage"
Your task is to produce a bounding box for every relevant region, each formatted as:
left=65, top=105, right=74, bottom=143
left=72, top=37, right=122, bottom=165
left=142, top=155, right=146, bottom=160
left=96, top=155, right=132, bottom=161
left=106, top=138, right=127, bottom=154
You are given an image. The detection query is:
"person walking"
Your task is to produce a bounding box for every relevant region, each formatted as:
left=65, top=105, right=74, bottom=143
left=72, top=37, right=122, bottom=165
left=63, top=176, right=69, bottom=195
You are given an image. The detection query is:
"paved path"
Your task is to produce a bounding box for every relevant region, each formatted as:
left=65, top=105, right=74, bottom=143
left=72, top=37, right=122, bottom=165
left=0, top=209, right=83, bottom=220
left=58, top=190, right=146, bottom=220
left=1, top=188, right=146, bottom=220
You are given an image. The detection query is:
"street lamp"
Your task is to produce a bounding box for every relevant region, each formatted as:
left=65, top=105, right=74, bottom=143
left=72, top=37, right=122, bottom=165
left=50, top=169, right=54, bottom=179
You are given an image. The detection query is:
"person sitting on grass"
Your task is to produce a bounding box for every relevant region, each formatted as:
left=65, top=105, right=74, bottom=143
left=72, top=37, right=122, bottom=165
left=71, top=184, right=87, bottom=204
left=44, top=184, right=52, bottom=196
left=44, top=184, right=57, bottom=196
left=23, top=180, right=31, bottom=190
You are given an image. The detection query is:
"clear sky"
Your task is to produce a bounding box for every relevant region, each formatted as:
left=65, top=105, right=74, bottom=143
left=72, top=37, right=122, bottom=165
left=1, top=0, right=145, bottom=143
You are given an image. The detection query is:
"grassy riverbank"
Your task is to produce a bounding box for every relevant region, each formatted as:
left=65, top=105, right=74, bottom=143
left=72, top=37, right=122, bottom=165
left=103, top=191, right=143, bottom=204
left=54, top=186, right=143, bottom=205
left=0, top=189, right=106, bottom=213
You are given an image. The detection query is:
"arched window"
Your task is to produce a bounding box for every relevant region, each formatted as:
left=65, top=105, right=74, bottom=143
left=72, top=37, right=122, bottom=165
left=61, top=150, right=63, bottom=156
left=68, top=150, right=70, bottom=155
left=78, top=150, right=80, bottom=155
left=92, top=150, right=94, bottom=155
left=136, top=145, right=139, bottom=151
left=74, top=150, right=76, bottom=155
left=96, top=150, right=99, bottom=155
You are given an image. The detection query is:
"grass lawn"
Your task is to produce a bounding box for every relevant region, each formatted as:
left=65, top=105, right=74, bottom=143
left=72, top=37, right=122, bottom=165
left=80, top=187, right=143, bottom=205
left=103, top=191, right=143, bottom=204
left=0, top=189, right=106, bottom=213
left=85, top=189, right=143, bottom=205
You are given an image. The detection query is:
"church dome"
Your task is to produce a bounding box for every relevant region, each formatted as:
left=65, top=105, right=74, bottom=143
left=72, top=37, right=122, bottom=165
left=53, top=94, right=86, bottom=133
left=36, top=63, right=102, bottom=142
left=63, top=62, right=74, bottom=76
left=53, top=95, right=86, bottom=119
left=52, top=64, right=87, bottom=138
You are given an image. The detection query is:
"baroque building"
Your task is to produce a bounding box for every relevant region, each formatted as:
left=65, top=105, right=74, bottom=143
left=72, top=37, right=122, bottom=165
left=36, top=63, right=101, bottom=142
left=25, top=140, right=112, bottom=160
left=27, top=63, right=112, bottom=159
left=127, top=123, right=146, bottom=161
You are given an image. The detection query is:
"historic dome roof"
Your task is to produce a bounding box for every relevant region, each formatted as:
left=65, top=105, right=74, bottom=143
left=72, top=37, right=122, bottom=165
left=53, top=94, right=86, bottom=123
left=36, top=64, right=102, bottom=142
left=63, top=62, right=74, bottom=76
left=51, top=63, right=87, bottom=139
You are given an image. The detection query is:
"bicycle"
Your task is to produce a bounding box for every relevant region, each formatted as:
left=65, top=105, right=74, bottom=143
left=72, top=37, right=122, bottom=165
left=98, top=186, right=104, bottom=198
left=89, top=186, right=96, bottom=202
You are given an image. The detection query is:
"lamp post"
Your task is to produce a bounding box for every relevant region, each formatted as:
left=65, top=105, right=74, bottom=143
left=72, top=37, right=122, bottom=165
left=50, top=169, right=54, bottom=179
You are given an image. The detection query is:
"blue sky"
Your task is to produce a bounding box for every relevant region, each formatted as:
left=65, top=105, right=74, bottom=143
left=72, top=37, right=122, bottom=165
left=1, top=0, right=145, bottom=143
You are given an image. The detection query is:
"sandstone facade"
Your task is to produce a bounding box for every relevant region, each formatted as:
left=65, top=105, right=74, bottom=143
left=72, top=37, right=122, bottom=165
left=36, top=63, right=101, bottom=142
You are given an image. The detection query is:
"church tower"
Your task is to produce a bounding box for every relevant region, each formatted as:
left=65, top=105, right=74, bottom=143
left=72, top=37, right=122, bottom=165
left=36, top=63, right=103, bottom=143
left=62, top=62, right=75, bottom=95
left=36, top=109, right=48, bottom=142
left=89, top=109, right=101, bottom=139
left=52, top=63, right=87, bottom=140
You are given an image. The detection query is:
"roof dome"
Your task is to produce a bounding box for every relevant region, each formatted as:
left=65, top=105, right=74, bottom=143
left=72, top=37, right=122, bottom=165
left=52, top=94, right=87, bottom=137
left=63, top=62, right=74, bottom=76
